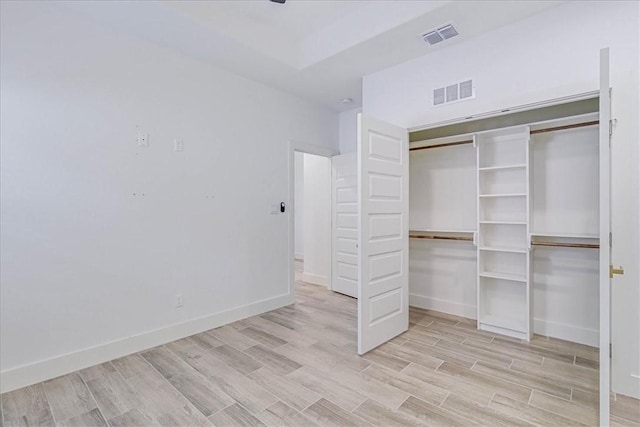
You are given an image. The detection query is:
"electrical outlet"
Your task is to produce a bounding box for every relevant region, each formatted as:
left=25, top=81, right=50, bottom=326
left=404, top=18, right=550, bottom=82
left=175, top=294, right=183, bottom=308
left=137, top=131, right=149, bottom=147
left=174, top=139, right=184, bottom=152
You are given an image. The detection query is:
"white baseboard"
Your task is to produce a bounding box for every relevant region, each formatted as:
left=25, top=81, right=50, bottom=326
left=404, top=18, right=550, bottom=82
left=616, top=374, right=640, bottom=400
left=301, top=272, right=328, bottom=287
left=409, top=294, right=476, bottom=319
left=409, top=294, right=598, bottom=347
left=0, top=293, right=293, bottom=394
left=533, top=318, right=598, bottom=347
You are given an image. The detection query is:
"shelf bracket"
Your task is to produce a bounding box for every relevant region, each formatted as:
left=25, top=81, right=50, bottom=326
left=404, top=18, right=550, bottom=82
left=472, top=134, right=477, bottom=149
left=472, top=231, right=478, bottom=247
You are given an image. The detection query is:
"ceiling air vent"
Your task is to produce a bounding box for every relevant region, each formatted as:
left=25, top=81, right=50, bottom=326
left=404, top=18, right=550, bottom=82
left=422, top=24, right=459, bottom=45
left=433, top=79, right=474, bottom=106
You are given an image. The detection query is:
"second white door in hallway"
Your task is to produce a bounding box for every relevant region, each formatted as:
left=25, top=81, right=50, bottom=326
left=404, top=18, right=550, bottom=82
left=332, top=152, right=358, bottom=298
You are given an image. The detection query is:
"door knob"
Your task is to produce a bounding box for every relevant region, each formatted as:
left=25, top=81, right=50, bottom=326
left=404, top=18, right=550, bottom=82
left=609, top=264, right=624, bottom=279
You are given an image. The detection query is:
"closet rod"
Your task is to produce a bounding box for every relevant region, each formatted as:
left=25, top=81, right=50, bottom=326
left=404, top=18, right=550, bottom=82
left=530, top=120, right=599, bottom=135
left=532, top=241, right=600, bottom=249
left=409, top=140, right=473, bottom=151
left=409, top=234, right=474, bottom=242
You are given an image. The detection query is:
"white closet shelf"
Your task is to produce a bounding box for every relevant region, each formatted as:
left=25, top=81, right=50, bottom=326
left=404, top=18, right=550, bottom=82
left=479, top=315, right=527, bottom=334
left=479, top=271, right=527, bottom=283
left=409, top=229, right=475, bottom=234
left=479, top=221, right=527, bottom=225
left=478, top=164, right=527, bottom=171
left=479, top=246, right=527, bottom=254
left=530, top=231, right=598, bottom=239
left=478, top=193, right=527, bottom=198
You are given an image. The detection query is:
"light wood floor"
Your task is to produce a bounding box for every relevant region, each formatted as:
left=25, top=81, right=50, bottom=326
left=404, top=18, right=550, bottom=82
left=2, top=281, right=639, bottom=427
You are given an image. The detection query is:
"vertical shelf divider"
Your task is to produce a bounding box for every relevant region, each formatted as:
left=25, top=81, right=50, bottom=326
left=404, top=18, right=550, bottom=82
left=525, top=126, right=533, bottom=340
left=475, top=134, right=481, bottom=331
left=476, top=126, right=532, bottom=341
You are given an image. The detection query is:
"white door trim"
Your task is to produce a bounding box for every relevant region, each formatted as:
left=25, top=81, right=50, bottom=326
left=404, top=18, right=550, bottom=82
left=407, top=91, right=599, bottom=133
left=287, top=141, right=339, bottom=303
left=598, top=47, right=611, bottom=427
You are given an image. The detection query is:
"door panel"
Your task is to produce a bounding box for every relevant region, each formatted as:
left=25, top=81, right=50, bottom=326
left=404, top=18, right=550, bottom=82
left=332, top=153, right=358, bottom=298
left=599, top=47, right=611, bottom=426
left=357, top=114, right=408, bottom=355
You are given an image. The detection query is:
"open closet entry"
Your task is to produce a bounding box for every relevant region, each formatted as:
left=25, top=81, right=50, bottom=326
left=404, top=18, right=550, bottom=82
left=409, top=112, right=600, bottom=343
left=357, top=103, right=604, bottom=349
left=356, top=47, right=613, bottom=426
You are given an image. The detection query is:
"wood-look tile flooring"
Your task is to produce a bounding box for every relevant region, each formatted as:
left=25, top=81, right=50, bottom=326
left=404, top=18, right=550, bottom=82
left=2, top=280, right=639, bottom=426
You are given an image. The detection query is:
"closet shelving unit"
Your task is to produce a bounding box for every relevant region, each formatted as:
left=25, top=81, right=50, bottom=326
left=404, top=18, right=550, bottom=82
left=476, top=126, right=532, bottom=340
left=408, top=111, right=600, bottom=344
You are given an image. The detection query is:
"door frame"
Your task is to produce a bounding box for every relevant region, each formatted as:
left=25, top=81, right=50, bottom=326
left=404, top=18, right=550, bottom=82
left=287, top=140, right=339, bottom=303
left=406, top=91, right=599, bottom=133
left=598, top=47, right=611, bottom=426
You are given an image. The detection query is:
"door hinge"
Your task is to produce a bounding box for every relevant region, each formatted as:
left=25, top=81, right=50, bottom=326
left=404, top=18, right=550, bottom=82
left=609, top=120, right=613, bottom=137
left=609, top=232, right=612, bottom=248
left=609, top=343, right=612, bottom=358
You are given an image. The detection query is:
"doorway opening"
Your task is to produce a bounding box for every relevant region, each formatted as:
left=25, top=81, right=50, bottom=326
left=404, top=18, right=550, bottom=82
left=287, top=141, right=337, bottom=303
left=293, top=151, right=332, bottom=289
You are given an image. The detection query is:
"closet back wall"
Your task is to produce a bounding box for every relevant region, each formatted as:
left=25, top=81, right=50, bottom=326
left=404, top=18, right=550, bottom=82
left=409, top=144, right=477, bottom=317
left=0, top=2, right=338, bottom=392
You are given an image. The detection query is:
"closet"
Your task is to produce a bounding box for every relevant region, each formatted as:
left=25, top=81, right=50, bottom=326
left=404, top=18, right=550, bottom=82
left=408, top=105, right=600, bottom=345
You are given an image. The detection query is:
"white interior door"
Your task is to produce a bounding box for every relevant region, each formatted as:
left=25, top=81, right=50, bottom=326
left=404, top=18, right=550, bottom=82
left=332, top=153, right=358, bottom=298
left=599, top=47, right=612, bottom=427
left=357, top=113, right=408, bottom=355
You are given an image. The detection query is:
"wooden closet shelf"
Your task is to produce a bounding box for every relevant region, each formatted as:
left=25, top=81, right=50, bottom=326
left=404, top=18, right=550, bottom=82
left=532, top=241, right=600, bottom=249
left=409, top=234, right=474, bottom=242
left=530, top=120, right=599, bottom=135
left=410, top=139, right=474, bottom=151
left=530, top=231, right=598, bottom=239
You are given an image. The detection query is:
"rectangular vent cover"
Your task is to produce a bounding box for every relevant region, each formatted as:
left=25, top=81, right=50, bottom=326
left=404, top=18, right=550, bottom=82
left=433, top=79, right=474, bottom=106
left=422, top=24, right=459, bottom=45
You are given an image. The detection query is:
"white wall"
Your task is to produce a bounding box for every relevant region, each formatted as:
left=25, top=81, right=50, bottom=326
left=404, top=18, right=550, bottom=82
left=363, top=1, right=639, bottom=398
left=294, top=152, right=305, bottom=259
left=0, top=1, right=338, bottom=392
left=301, top=154, right=332, bottom=286
left=338, top=107, right=362, bottom=154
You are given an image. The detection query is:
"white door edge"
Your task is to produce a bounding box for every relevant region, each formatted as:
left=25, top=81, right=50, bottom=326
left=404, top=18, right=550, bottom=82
left=598, top=47, right=611, bottom=427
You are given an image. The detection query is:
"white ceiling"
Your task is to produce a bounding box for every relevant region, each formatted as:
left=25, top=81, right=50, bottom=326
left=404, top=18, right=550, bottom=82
left=60, top=0, right=566, bottom=112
